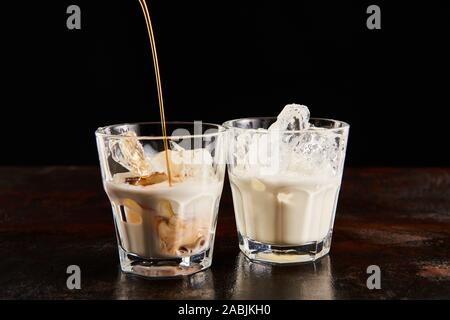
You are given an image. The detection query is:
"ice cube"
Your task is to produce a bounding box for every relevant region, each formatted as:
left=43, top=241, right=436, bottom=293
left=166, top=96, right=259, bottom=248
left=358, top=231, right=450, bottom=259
left=232, top=127, right=288, bottom=176
left=289, top=130, right=340, bottom=175
left=232, top=132, right=253, bottom=171
left=169, top=140, right=185, bottom=152
left=232, top=104, right=314, bottom=176
left=125, top=172, right=168, bottom=186
left=110, top=131, right=152, bottom=176
left=269, top=104, right=310, bottom=131
left=149, top=144, right=214, bottom=182
left=180, top=148, right=214, bottom=179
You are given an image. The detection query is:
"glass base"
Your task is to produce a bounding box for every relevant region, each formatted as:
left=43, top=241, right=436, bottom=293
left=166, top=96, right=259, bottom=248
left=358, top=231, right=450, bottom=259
left=238, top=232, right=333, bottom=265
left=118, top=246, right=212, bottom=278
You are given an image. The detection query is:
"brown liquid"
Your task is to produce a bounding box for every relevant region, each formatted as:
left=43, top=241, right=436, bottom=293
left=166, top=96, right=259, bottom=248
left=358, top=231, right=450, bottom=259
left=138, top=0, right=172, bottom=186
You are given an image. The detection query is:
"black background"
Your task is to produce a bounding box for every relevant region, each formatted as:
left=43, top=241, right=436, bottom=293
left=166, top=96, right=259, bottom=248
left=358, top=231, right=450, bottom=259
left=2, top=0, right=449, bottom=166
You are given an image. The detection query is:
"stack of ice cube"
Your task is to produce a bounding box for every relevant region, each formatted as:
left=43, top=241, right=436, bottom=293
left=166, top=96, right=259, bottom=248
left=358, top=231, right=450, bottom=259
left=233, top=104, right=341, bottom=176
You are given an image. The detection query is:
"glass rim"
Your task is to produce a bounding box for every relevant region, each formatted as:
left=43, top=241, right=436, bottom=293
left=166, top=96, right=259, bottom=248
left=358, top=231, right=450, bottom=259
left=222, top=117, right=350, bottom=134
left=95, top=121, right=226, bottom=140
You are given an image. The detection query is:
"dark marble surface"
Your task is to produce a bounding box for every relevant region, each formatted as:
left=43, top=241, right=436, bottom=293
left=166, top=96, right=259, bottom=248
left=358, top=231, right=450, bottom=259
left=0, top=166, right=449, bottom=299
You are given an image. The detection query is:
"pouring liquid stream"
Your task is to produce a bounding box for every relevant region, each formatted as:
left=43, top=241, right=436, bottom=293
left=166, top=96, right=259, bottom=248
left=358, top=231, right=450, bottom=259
left=138, top=0, right=172, bottom=186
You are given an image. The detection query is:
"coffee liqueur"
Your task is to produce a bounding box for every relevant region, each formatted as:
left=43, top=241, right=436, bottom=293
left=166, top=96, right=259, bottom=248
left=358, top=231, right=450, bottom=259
left=138, top=0, right=172, bottom=185
left=94, top=2, right=226, bottom=277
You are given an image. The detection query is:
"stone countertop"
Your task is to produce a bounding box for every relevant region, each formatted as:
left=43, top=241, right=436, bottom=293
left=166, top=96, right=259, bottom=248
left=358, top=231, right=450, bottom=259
left=0, top=166, right=449, bottom=299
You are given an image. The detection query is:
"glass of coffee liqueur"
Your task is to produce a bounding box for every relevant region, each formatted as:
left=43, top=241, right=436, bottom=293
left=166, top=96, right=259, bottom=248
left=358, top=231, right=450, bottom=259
left=96, top=122, right=226, bottom=277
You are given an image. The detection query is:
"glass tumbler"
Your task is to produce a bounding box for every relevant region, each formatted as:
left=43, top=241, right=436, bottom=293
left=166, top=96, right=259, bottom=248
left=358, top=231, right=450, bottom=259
left=224, top=118, right=349, bottom=264
left=96, top=122, right=226, bottom=277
